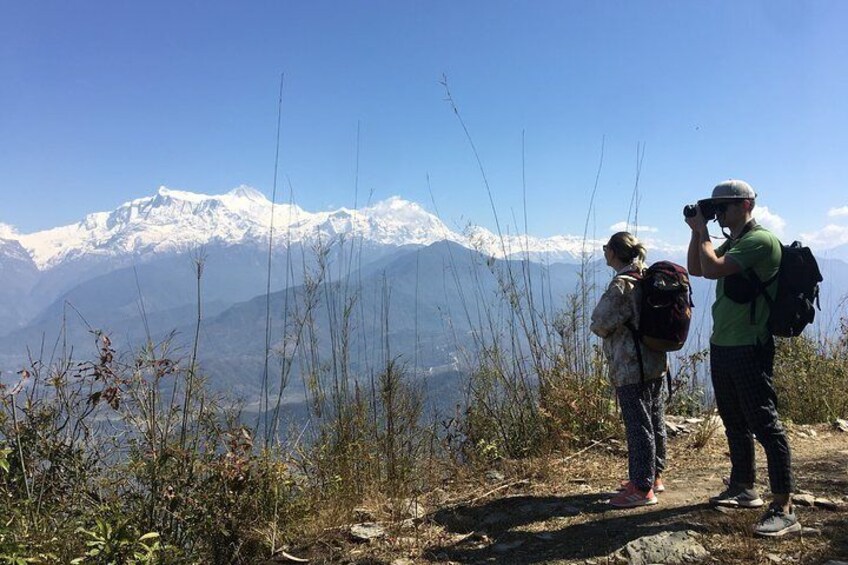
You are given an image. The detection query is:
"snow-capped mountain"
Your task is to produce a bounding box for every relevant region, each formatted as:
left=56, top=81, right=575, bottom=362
left=11, top=185, right=595, bottom=270
left=0, top=237, right=39, bottom=329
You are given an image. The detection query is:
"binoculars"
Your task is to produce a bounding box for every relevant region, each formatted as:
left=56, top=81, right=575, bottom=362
left=683, top=201, right=717, bottom=221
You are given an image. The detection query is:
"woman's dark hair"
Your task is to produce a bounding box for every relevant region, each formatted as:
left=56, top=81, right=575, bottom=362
left=607, top=231, right=647, bottom=269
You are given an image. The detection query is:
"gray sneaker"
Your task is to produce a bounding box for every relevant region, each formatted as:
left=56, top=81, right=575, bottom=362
left=754, top=504, right=801, bottom=537
left=709, top=484, right=765, bottom=508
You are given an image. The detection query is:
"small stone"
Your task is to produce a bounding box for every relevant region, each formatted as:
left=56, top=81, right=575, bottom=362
left=666, top=422, right=683, bottom=435
left=493, top=539, right=524, bottom=553
left=485, top=470, right=505, bottom=482
left=400, top=498, right=427, bottom=520
left=834, top=418, right=848, bottom=432
left=793, top=494, right=815, bottom=506
left=814, top=497, right=842, bottom=510
left=350, top=522, right=386, bottom=541
left=353, top=506, right=376, bottom=521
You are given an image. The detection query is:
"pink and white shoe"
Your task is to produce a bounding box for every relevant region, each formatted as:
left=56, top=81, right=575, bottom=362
left=610, top=482, right=658, bottom=508
left=619, top=478, right=665, bottom=494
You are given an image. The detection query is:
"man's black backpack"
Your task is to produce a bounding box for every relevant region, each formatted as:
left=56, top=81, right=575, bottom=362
left=764, top=242, right=823, bottom=337
left=731, top=241, right=823, bottom=337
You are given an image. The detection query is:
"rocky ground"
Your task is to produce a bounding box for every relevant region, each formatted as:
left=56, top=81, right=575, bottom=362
left=275, top=418, right=848, bottom=565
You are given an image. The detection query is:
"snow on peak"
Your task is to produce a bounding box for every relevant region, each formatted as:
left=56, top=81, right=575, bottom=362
left=155, top=185, right=206, bottom=203
left=227, top=185, right=267, bottom=201
left=15, top=187, right=461, bottom=269
left=10, top=185, right=617, bottom=270
left=0, top=222, right=19, bottom=240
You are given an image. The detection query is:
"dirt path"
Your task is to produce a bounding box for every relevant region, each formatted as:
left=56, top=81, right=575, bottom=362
left=291, top=423, right=848, bottom=564
left=417, top=423, right=848, bottom=565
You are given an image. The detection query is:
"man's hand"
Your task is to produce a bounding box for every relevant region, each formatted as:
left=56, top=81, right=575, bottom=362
left=686, top=205, right=708, bottom=277
left=685, top=207, right=708, bottom=234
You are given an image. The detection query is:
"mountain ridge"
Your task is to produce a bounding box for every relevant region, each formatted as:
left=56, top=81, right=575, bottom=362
left=6, top=185, right=604, bottom=271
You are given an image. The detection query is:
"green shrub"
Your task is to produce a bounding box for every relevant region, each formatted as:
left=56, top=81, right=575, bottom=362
left=774, top=329, right=848, bottom=424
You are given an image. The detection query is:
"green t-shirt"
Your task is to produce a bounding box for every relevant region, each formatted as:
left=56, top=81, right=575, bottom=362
left=711, top=224, right=782, bottom=346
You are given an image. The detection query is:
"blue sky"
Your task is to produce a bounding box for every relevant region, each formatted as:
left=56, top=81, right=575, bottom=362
left=2, top=1, right=847, bottom=250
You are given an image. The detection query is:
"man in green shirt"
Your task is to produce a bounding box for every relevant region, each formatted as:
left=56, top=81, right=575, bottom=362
left=686, top=179, right=799, bottom=538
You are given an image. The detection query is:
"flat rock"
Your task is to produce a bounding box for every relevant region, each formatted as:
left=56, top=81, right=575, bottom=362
left=612, top=530, right=709, bottom=565
left=350, top=522, right=386, bottom=541
left=398, top=498, right=427, bottom=520
left=793, top=494, right=816, bottom=506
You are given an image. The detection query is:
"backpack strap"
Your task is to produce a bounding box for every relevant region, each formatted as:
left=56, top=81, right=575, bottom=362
left=743, top=268, right=779, bottom=324
left=624, top=321, right=646, bottom=385
left=615, top=269, right=642, bottom=283
left=624, top=322, right=672, bottom=397
left=724, top=222, right=778, bottom=324
left=621, top=269, right=646, bottom=384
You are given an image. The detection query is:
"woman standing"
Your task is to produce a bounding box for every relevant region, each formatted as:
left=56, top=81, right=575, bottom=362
left=590, top=231, right=668, bottom=508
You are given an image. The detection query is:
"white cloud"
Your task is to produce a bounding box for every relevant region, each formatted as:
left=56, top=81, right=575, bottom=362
left=0, top=222, right=19, bottom=240
left=609, top=221, right=659, bottom=233
left=799, top=224, right=848, bottom=251
left=827, top=206, right=848, bottom=218
left=752, top=206, right=786, bottom=236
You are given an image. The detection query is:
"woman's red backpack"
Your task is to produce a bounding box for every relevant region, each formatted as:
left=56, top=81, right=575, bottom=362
left=630, top=261, right=693, bottom=351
